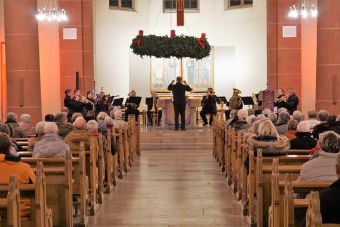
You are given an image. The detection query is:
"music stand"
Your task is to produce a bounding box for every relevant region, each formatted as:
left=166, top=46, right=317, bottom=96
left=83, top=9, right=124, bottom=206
left=125, top=96, right=142, bottom=106
left=113, top=98, right=124, bottom=107
left=145, top=97, right=153, bottom=106
left=241, top=96, right=255, bottom=106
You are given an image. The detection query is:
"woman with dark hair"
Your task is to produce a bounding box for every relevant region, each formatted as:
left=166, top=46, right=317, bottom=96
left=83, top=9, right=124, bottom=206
left=44, top=114, right=55, bottom=122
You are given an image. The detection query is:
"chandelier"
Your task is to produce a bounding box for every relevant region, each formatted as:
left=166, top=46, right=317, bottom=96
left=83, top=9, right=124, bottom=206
left=288, top=0, right=318, bottom=18
left=35, top=0, right=68, bottom=22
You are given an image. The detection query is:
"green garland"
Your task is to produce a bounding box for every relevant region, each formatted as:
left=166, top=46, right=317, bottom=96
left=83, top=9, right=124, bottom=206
left=130, top=34, right=211, bottom=60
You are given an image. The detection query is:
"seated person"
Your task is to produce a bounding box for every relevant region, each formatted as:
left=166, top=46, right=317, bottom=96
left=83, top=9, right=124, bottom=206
left=112, top=110, right=128, bottom=129
left=275, top=111, right=290, bottom=135
left=306, top=110, right=320, bottom=130
left=319, top=152, right=340, bottom=224
left=312, top=110, right=330, bottom=139
left=87, top=120, right=99, bottom=137
left=71, top=112, right=83, bottom=123
left=55, top=112, right=73, bottom=138
left=0, top=123, right=21, bottom=155
left=239, top=115, right=256, bottom=133
left=298, top=131, right=340, bottom=181
left=125, top=90, right=140, bottom=122
left=262, top=108, right=271, bottom=117
left=268, top=113, right=278, bottom=124
left=200, top=88, right=217, bottom=126
left=103, top=116, right=117, bottom=156
left=231, top=109, right=248, bottom=130
left=44, top=114, right=55, bottom=122
left=290, top=121, right=317, bottom=150
left=12, top=114, right=35, bottom=138
left=4, top=112, right=19, bottom=137
left=285, top=119, right=298, bottom=140
left=330, top=115, right=340, bottom=135
left=146, top=91, right=162, bottom=126
left=33, top=122, right=70, bottom=158
left=0, top=133, right=36, bottom=217
left=27, top=121, right=46, bottom=151
left=65, top=117, right=90, bottom=151
left=97, top=111, right=109, bottom=133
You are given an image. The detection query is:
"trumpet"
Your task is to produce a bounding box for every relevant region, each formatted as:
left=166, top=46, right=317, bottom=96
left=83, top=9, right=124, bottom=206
left=277, top=95, right=289, bottom=102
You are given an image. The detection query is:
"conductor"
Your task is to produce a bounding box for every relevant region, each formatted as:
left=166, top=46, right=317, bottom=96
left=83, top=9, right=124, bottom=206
left=168, top=76, right=192, bottom=131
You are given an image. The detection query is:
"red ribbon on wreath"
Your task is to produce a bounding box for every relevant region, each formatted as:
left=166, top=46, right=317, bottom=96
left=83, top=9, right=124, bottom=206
left=195, top=33, right=206, bottom=49
left=135, top=30, right=144, bottom=48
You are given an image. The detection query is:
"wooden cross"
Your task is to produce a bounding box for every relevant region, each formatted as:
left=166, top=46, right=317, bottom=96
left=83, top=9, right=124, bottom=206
left=176, top=0, right=184, bottom=26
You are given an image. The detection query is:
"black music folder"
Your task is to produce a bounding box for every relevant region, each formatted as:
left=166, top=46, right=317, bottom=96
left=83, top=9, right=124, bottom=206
left=112, top=98, right=124, bottom=106
left=241, top=96, right=255, bottom=105
left=125, top=96, right=142, bottom=105
left=145, top=97, right=153, bottom=106
left=216, top=96, right=227, bottom=104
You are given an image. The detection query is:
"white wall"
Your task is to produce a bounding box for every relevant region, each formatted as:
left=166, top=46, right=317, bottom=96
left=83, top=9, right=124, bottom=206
left=94, top=0, right=267, bottom=98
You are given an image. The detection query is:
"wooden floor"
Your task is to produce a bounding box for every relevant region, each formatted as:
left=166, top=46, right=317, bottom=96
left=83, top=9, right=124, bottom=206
left=88, top=128, right=248, bottom=227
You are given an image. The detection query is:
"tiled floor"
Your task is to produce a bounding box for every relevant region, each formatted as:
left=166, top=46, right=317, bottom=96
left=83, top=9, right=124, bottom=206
left=88, top=129, right=248, bottom=227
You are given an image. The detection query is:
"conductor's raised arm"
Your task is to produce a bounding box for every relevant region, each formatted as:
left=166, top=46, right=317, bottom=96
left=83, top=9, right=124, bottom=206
left=168, top=80, right=175, bottom=91
left=183, top=80, right=192, bottom=91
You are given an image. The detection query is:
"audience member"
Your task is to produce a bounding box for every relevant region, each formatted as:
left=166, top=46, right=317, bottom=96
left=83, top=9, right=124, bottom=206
left=306, top=110, right=320, bottom=129
left=87, top=120, right=99, bottom=137
left=27, top=121, right=46, bottom=151
left=312, top=110, right=330, bottom=139
left=33, top=122, right=69, bottom=158
left=44, top=114, right=55, bottom=122
left=290, top=121, right=317, bottom=150
left=276, top=111, right=290, bottom=135
left=0, top=133, right=36, bottom=216
left=112, top=110, right=128, bottom=129
left=277, top=107, right=288, bottom=114
left=262, top=108, right=271, bottom=117
left=285, top=119, right=298, bottom=140
left=65, top=117, right=90, bottom=151
left=239, top=115, right=256, bottom=133
left=71, top=112, right=83, bottom=123
left=247, top=108, right=255, bottom=116
left=330, top=115, right=340, bottom=135
left=298, top=131, right=340, bottom=181
left=292, top=110, right=304, bottom=122
left=327, top=114, right=337, bottom=127
left=0, top=123, right=20, bottom=154
left=4, top=112, right=19, bottom=137
left=268, top=113, right=277, bottom=124
left=249, top=120, right=290, bottom=156
left=12, top=114, right=35, bottom=138
left=319, top=152, right=340, bottom=224
left=55, top=112, right=73, bottom=138
left=232, top=109, right=248, bottom=130
left=97, top=112, right=109, bottom=133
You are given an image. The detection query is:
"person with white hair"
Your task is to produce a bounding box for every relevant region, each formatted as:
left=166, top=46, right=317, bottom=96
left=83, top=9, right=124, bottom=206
left=290, top=121, right=317, bottom=150
left=27, top=121, right=46, bottom=151
left=71, top=112, right=83, bottom=123
left=262, top=108, right=271, bottom=117
left=319, top=152, right=340, bottom=224
left=267, top=113, right=278, bottom=124
left=97, top=112, right=109, bottom=133
left=312, top=110, right=331, bottom=139
left=32, top=122, right=69, bottom=158
left=64, top=117, right=90, bottom=151
left=239, top=115, right=256, bottom=133
left=12, top=114, right=35, bottom=138
left=112, top=110, right=128, bottom=129
left=231, top=109, right=248, bottom=130
left=87, top=120, right=99, bottom=136
left=292, top=110, right=304, bottom=122
left=4, top=112, right=19, bottom=137
left=276, top=111, right=290, bottom=135
left=305, top=110, right=320, bottom=129
left=55, top=112, right=73, bottom=138
left=298, top=131, right=340, bottom=182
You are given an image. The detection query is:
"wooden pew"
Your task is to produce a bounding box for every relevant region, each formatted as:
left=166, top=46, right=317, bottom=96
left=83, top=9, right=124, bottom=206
left=269, top=161, right=331, bottom=227
left=306, top=191, right=340, bottom=227
left=0, top=176, right=21, bottom=227
left=13, top=138, right=29, bottom=151
left=97, top=134, right=105, bottom=204
left=105, top=127, right=115, bottom=192
left=21, top=153, right=73, bottom=227
left=0, top=163, right=53, bottom=227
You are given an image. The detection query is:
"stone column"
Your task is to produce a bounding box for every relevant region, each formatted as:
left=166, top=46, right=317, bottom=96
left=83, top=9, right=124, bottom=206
left=4, top=0, right=42, bottom=123
left=316, top=0, right=340, bottom=113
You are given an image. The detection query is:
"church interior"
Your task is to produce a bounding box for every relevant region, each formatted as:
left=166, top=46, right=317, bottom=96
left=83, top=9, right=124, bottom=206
left=0, top=0, right=339, bottom=226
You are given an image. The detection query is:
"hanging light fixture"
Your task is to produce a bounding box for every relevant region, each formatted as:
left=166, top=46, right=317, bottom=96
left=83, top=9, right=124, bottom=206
left=35, top=0, right=68, bottom=22
left=288, top=0, right=318, bottom=19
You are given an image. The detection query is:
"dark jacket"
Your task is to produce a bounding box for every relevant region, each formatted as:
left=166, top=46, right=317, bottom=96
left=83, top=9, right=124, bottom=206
left=201, top=95, right=217, bottom=113
left=312, top=122, right=330, bottom=139
left=286, top=94, right=299, bottom=114
left=330, top=121, right=340, bottom=135
left=320, top=179, right=340, bottom=224
left=168, top=82, right=192, bottom=103
left=232, top=120, right=248, bottom=131
left=289, top=132, right=317, bottom=150
left=274, top=95, right=286, bottom=109
left=146, top=97, right=158, bottom=111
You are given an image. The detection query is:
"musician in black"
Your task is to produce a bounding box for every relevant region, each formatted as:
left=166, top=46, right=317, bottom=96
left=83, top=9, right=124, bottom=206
left=84, top=91, right=95, bottom=112
left=95, top=91, right=109, bottom=114
left=167, top=76, right=192, bottom=131
left=146, top=91, right=162, bottom=126
left=125, top=90, right=140, bottom=121
left=63, top=89, right=85, bottom=120
left=274, top=88, right=286, bottom=109
left=200, top=88, right=217, bottom=126
left=286, top=89, right=299, bottom=114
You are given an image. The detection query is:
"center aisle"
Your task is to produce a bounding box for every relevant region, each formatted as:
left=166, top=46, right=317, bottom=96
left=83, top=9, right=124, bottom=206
left=88, top=128, right=247, bottom=227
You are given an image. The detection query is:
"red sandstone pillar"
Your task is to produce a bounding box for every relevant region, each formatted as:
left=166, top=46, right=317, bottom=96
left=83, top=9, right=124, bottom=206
left=4, top=0, right=42, bottom=123
left=316, top=0, right=340, bottom=113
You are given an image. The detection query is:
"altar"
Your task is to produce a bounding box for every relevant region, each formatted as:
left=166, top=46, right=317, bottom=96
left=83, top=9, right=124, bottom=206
left=157, top=96, right=201, bottom=128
